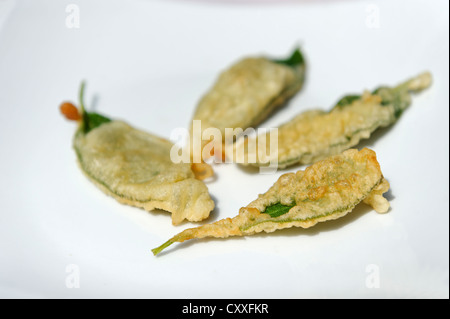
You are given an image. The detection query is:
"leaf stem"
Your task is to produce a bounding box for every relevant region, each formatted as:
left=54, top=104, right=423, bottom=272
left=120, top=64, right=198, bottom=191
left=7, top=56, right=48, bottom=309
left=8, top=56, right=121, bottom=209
left=151, top=239, right=175, bottom=256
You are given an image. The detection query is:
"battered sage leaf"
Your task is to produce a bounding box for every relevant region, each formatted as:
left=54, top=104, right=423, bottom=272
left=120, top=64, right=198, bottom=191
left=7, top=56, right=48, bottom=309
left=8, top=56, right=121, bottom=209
left=235, top=71, right=432, bottom=168
left=152, top=148, right=390, bottom=255
left=63, top=82, right=215, bottom=225
left=190, top=47, right=306, bottom=159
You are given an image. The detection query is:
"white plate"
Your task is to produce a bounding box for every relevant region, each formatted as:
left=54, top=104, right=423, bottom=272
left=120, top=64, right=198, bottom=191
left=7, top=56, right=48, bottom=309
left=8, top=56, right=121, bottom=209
left=0, top=0, right=448, bottom=298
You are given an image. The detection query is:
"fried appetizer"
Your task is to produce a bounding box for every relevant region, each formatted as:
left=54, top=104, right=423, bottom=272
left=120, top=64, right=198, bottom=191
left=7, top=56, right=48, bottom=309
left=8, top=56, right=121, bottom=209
left=152, top=148, right=389, bottom=255
left=235, top=72, right=432, bottom=168
left=60, top=82, right=214, bottom=225
left=191, top=48, right=306, bottom=158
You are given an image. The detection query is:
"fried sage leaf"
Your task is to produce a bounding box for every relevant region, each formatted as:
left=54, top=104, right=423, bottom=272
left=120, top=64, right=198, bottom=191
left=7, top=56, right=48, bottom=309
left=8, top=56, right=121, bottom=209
left=190, top=48, right=306, bottom=156
left=63, top=82, right=215, bottom=225
left=152, top=148, right=390, bottom=255
left=236, top=72, right=432, bottom=168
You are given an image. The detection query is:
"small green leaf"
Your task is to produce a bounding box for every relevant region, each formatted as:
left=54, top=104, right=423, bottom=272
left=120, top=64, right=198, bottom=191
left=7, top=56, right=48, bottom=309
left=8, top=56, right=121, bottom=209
left=272, top=48, right=305, bottom=68
left=262, top=202, right=295, bottom=218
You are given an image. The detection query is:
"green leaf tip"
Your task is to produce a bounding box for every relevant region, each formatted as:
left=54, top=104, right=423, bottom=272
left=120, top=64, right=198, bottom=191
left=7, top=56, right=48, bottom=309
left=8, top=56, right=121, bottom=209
left=272, top=47, right=305, bottom=68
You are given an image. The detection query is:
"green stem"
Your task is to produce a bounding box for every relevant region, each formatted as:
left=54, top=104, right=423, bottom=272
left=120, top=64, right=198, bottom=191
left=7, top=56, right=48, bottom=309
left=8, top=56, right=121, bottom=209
left=152, top=239, right=175, bottom=256
left=79, top=80, right=87, bottom=114
left=79, top=81, right=90, bottom=133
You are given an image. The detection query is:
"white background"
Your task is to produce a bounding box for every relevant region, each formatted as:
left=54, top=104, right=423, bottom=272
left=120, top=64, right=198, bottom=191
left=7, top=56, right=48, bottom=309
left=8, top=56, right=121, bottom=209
left=0, top=0, right=448, bottom=298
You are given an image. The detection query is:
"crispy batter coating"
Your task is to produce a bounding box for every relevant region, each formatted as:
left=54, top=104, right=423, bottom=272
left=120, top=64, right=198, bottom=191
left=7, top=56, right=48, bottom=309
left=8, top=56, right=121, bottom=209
left=74, top=121, right=214, bottom=225
left=191, top=163, right=214, bottom=180
left=152, top=148, right=389, bottom=255
left=236, top=72, right=432, bottom=168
